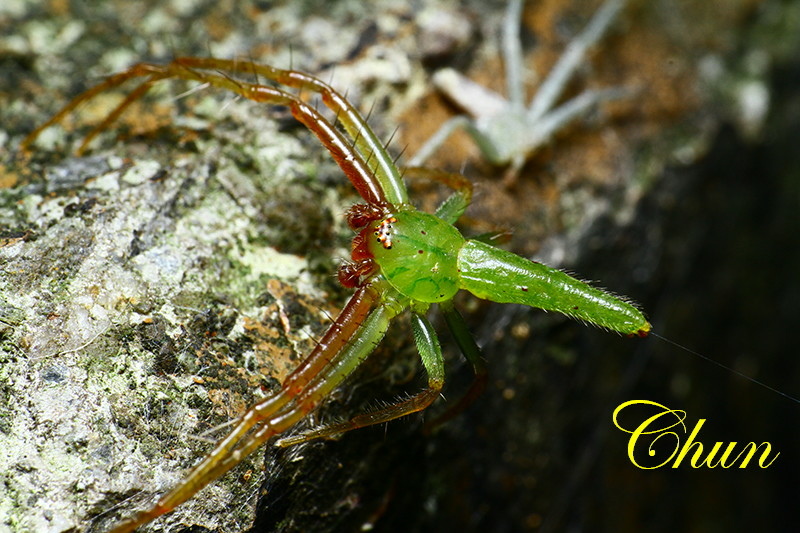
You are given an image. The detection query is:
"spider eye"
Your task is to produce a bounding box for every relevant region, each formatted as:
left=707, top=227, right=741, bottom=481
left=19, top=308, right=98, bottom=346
left=374, top=216, right=397, bottom=250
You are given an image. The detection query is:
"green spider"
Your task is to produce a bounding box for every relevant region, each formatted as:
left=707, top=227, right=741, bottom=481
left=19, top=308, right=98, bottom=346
left=21, top=55, right=649, bottom=532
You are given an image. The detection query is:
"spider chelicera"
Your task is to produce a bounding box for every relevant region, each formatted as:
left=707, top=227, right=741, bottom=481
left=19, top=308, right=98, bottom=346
left=21, top=22, right=648, bottom=533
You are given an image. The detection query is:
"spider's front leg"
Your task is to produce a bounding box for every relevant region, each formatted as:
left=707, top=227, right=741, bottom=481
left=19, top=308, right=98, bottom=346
left=20, top=58, right=405, bottom=208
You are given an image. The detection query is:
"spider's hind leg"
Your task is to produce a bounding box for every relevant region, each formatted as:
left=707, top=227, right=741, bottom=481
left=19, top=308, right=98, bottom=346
left=276, top=313, right=446, bottom=447
left=423, top=300, right=488, bottom=433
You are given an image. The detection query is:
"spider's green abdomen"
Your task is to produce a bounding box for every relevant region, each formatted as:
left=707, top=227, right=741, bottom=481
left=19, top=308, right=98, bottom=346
left=369, top=209, right=465, bottom=303
left=458, top=239, right=651, bottom=336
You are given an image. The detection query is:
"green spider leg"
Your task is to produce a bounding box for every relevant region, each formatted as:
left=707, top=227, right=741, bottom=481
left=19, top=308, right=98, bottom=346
left=276, top=310, right=445, bottom=447
left=425, top=300, right=488, bottom=430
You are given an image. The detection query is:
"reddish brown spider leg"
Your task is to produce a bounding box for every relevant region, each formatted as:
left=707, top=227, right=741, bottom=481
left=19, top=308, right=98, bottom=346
left=21, top=62, right=390, bottom=208
left=107, top=285, right=403, bottom=533
left=403, top=166, right=510, bottom=243
left=75, top=78, right=167, bottom=155
left=20, top=63, right=170, bottom=153
left=400, top=166, right=473, bottom=224
left=338, top=260, right=376, bottom=288
left=345, top=202, right=386, bottom=230
left=246, top=84, right=388, bottom=207
left=401, top=166, right=474, bottom=204
left=276, top=312, right=446, bottom=447
left=173, top=57, right=408, bottom=205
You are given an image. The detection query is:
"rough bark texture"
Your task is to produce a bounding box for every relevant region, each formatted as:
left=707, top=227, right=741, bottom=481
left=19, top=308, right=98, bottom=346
left=1, top=0, right=798, bottom=532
